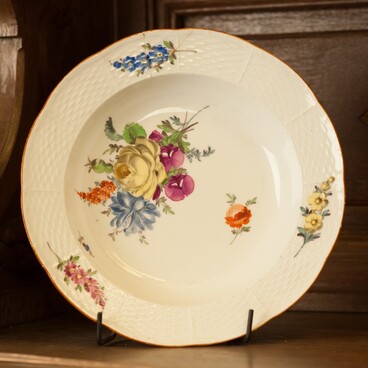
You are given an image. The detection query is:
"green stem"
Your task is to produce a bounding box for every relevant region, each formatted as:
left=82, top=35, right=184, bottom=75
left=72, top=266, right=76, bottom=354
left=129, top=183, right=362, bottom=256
left=294, top=237, right=307, bottom=258
left=186, top=105, right=209, bottom=126
left=230, top=232, right=239, bottom=245
left=173, top=49, right=198, bottom=53
left=47, top=242, right=63, bottom=264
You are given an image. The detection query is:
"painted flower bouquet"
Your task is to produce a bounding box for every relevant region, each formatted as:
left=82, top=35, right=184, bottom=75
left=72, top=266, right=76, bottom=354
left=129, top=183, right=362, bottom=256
left=111, top=40, right=196, bottom=76
left=48, top=242, right=106, bottom=309
left=77, top=106, right=214, bottom=243
left=294, top=176, right=335, bottom=257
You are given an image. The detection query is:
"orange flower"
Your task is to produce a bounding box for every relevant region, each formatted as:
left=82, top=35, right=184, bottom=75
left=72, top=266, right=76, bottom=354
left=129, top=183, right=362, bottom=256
left=78, top=180, right=117, bottom=204
left=225, top=204, right=252, bottom=228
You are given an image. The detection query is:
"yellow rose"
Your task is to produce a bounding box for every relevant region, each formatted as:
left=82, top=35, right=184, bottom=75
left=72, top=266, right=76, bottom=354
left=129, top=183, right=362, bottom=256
left=114, top=137, right=167, bottom=199
left=304, top=213, right=323, bottom=233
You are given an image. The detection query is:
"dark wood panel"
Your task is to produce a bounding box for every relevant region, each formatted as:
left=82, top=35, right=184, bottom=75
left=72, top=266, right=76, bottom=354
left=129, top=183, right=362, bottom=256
left=0, top=0, right=116, bottom=326
left=293, top=206, right=368, bottom=312
left=150, top=0, right=368, bottom=29
left=0, top=0, right=17, bottom=36
left=185, top=6, right=368, bottom=35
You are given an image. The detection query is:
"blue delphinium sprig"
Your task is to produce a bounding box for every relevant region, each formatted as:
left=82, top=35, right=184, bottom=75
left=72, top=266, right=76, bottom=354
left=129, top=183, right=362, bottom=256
left=111, top=40, right=196, bottom=76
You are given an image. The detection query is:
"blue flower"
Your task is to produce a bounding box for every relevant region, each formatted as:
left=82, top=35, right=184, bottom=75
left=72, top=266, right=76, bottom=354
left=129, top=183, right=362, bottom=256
left=122, top=56, right=136, bottom=72
left=109, top=191, right=160, bottom=235
left=134, top=52, right=152, bottom=72
left=149, top=45, right=169, bottom=64
left=112, top=60, right=123, bottom=69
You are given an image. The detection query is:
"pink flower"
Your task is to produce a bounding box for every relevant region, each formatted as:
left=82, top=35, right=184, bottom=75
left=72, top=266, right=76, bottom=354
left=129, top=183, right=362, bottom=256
left=149, top=130, right=163, bottom=142
left=91, top=288, right=106, bottom=308
left=160, top=144, right=185, bottom=172
left=84, top=277, right=99, bottom=294
left=84, top=276, right=106, bottom=309
left=71, top=267, right=88, bottom=285
left=64, top=261, right=78, bottom=278
left=164, top=174, right=195, bottom=201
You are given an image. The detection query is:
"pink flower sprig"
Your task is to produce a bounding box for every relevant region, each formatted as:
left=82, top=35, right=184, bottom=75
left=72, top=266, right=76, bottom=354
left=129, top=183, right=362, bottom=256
left=48, top=242, right=106, bottom=309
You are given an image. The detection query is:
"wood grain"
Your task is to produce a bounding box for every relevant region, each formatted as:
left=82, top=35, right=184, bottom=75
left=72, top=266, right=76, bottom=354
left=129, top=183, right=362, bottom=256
left=0, top=311, right=367, bottom=367
left=150, top=0, right=368, bottom=28
left=0, top=0, right=17, bottom=37
left=0, top=0, right=115, bottom=326
left=0, top=0, right=23, bottom=181
left=185, top=6, right=368, bottom=35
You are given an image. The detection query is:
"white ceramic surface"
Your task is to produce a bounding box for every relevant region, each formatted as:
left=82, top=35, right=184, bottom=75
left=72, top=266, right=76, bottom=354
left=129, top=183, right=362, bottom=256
left=21, top=29, right=344, bottom=346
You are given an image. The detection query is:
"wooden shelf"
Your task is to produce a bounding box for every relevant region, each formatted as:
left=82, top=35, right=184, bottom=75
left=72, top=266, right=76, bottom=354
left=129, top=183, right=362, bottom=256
left=0, top=311, right=367, bottom=367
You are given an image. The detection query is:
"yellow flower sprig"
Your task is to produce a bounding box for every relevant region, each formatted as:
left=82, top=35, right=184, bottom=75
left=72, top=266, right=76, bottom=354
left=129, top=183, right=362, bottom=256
left=294, top=177, right=335, bottom=257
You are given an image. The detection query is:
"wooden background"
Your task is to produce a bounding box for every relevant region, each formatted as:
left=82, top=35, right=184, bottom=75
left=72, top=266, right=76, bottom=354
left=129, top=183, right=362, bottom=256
left=0, top=0, right=367, bottom=326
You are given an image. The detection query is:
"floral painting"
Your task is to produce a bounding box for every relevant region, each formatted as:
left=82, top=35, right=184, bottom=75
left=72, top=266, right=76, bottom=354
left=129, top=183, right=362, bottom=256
left=47, top=242, right=106, bottom=309
left=111, top=40, right=196, bottom=76
left=225, top=194, right=257, bottom=245
left=77, top=106, right=214, bottom=243
left=294, top=176, right=335, bottom=257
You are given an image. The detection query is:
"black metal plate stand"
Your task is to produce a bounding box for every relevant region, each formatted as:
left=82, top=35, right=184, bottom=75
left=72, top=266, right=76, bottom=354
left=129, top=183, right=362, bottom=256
left=96, top=309, right=254, bottom=346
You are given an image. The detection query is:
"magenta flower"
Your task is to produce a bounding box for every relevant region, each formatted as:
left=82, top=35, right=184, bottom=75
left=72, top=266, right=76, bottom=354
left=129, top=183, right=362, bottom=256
left=164, top=174, right=195, bottom=201
left=149, top=130, right=163, bottom=142
left=160, top=144, right=185, bottom=172
left=152, top=185, right=161, bottom=201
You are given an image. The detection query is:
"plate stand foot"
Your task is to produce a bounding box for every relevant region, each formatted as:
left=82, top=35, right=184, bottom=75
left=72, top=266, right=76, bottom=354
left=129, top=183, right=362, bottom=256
left=96, top=311, right=117, bottom=346
left=230, top=309, right=254, bottom=345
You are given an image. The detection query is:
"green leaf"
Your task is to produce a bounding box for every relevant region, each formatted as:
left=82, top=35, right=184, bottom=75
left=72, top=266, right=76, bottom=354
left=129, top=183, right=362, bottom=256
left=76, top=285, right=83, bottom=292
left=322, top=209, right=331, bottom=217
left=297, top=227, right=306, bottom=236
left=166, top=131, right=182, bottom=145
left=227, top=193, right=236, bottom=204
left=157, top=120, right=175, bottom=133
left=103, top=144, right=123, bottom=155
left=89, top=159, right=113, bottom=174
left=163, top=204, right=175, bottom=215
left=105, top=117, right=123, bottom=141
left=311, top=233, right=321, bottom=241
left=142, top=43, right=152, bottom=50
left=169, top=54, right=175, bottom=64
left=178, top=140, right=190, bottom=153
left=240, top=226, right=251, bottom=233
left=245, top=197, right=257, bottom=206
left=163, top=40, right=174, bottom=49
left=73, top=256, right=80, bottom=261
left=170, top=115, right=181, bottom=125
left=122, top=123, right=147, bottom=144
